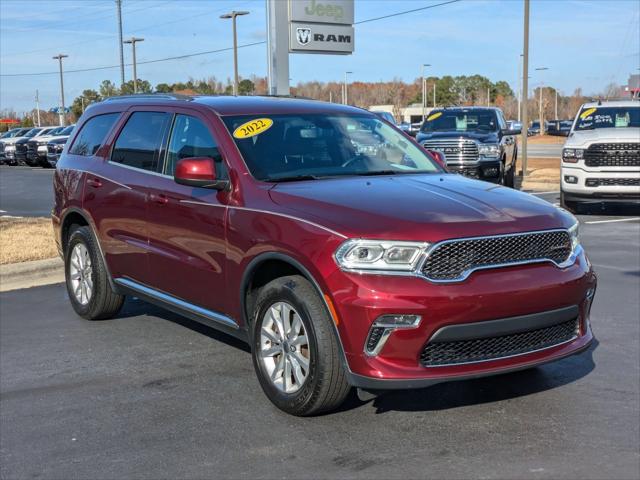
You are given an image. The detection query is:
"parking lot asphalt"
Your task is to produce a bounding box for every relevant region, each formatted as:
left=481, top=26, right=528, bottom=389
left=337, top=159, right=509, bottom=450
left=0, top=165, right=55, bottom=217
left=1, top=205, right=639, bottom=479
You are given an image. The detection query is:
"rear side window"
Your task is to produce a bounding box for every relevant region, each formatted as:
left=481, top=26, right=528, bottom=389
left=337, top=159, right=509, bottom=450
left=111, top=112, right=171, bottom=172
left=69, top=113, right=120, bottom=156
left=164, top=114, right=226, bottom=178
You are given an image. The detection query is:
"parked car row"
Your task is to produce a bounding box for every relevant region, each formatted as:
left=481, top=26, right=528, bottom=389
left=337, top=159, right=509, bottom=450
left=0, top=125, right=74, bottom=167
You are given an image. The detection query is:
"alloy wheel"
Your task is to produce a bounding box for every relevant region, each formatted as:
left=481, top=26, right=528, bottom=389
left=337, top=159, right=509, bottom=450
left=69, top=243, right=93, bottom=305
left=259, top=301, right=310, bottom=394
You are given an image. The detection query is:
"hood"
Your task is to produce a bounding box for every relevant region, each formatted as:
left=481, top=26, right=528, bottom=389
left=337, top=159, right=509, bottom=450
left=47, top=135, right=70, bottom=144
left=566, top=127, right=640, bottom=147
left=1, top=136, right=27, bottom=145
left=416, top=130, right=499, bottom=144
left=268, top=174, right=573, bottom=242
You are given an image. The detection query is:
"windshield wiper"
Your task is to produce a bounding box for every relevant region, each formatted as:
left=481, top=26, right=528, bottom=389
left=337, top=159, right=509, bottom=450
left=267, top=174, right=321, bottom=183
left=355, top=170, right=399, bottom=176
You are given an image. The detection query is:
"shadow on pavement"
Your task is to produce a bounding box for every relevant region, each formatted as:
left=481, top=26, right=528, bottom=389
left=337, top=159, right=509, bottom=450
left=115, top=296, right=251, bottom=353
left=361, top=341, right=598, bottom=414
left=110, top=295, right=598, bottom=416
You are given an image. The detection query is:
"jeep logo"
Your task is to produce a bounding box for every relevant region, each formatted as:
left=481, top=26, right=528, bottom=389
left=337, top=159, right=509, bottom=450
left=304, top=0, right=344, bottom=21
left=296, top=28, right=311, bottom=45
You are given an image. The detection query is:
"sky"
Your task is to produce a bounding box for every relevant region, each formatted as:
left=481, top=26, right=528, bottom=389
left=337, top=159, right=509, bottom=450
left=1, top=0, right=639, bottom=114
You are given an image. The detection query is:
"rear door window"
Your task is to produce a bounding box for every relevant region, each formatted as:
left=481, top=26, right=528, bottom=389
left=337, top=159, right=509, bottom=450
left=69, top=113, right=120, bottom=156
left=111, top=112, right=172, bottom=172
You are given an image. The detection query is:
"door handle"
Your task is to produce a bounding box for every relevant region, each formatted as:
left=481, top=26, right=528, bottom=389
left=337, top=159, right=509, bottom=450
left=151, top=193, right=169, bottom=205
left=87, top=177, right=102, bottom=188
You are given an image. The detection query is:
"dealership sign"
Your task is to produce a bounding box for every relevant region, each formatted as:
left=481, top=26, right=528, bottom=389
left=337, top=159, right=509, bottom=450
left=290, top=23, right=354, bottom=54
left=288, top=0, right=354, bottom=54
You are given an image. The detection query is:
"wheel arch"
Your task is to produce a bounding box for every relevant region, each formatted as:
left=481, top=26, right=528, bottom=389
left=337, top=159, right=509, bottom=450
left=240, top=252, right=352, bottom=375
left=60, top=207, right=117, bottom=291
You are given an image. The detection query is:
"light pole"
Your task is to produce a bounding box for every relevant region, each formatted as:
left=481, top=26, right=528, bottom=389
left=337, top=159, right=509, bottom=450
left=35, top=90, right=41, bottom=127
left=535, top=67, right=549, bottom=136
left=343, top=71, right=352, bottom=104
left=517, top=54, right=523, bottom=122
left=52, top=54, right=68, bottom=126
left=555, top=89, right=558, bottom=119
left=220, top=10, right=250, bottom=96
left=123, top=37, right=144, bottom=93
left=521, top=0, right=530, bottom=178
left=421, top=63, right=431, bottom=122
left=116, top=0, right=125, bottom=87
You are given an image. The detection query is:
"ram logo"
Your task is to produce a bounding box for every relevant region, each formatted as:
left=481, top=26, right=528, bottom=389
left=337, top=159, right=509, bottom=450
left=296, top=28, right=312, bottom=45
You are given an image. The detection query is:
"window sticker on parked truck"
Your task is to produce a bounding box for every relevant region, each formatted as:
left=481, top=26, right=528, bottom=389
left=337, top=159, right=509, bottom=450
left=233, top=118, right=273, bottom=139
left=426, top=112, right=442, bottom=121
left=580, top=108, right=597, bottom=120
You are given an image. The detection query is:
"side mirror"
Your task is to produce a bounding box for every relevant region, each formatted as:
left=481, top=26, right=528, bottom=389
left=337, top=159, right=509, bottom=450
left=426, top=149, right=448, bottom=171
left=174, top=157, right=228, bottom=190
left=502, top=128, right=521, bottom=136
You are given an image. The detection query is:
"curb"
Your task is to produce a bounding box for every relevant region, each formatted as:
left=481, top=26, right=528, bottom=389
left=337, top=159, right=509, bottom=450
left=0, top=257, right=64, bottom=292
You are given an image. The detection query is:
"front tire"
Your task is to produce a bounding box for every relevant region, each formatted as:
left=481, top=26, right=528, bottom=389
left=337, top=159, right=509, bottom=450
left=251, top=275, right=350, bottom=416
left=560, top=191, right=581, bottom=214
left=65, top=226, right=124, bottom=320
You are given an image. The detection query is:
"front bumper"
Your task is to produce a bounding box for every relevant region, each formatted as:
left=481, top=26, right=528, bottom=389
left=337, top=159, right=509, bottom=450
left=562, top=165, right=640, bottom=202
left=328, top=248, right=596, bottom=389
left=447, top=160, right=502, bottom=182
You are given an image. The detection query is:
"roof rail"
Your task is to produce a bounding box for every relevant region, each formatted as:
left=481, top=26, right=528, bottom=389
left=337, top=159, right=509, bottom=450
left=103, top=93, right=194, bottom=102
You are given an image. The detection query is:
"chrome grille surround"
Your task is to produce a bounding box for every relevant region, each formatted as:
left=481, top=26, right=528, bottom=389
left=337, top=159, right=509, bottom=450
left=422, top=138, right=479, bottom=165
left=420, top=229, right=576, bottom=283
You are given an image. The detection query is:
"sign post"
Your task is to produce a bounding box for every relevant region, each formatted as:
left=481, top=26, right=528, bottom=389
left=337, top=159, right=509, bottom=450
left=266, top=0, right=354, bottom=95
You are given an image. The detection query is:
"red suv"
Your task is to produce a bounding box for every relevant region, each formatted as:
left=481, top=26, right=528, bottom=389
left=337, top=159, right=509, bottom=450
left=53, top=95, right=596, bottom=415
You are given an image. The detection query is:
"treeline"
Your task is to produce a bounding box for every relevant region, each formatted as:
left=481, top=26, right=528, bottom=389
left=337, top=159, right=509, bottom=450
left=9, top=73, right=607, bottom=128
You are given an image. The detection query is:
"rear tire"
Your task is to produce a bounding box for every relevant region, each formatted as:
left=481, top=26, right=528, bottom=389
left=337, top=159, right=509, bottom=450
left=65, top=226, right=124, bottom=320
left=251, top=275, right=350, bottom=416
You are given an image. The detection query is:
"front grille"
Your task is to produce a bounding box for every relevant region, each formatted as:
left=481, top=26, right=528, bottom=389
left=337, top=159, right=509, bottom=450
left=0, top=143, right=4, bottom=153
left=420, top=317, right=579, bottom=366
left=421, top=230, right=572, bottom=281
left=584, top=143, right=640, bottom=167
left=422, top=139, right=479, bottom=165
left=586, top=178, right=640, bottom=187
left=47, top=145, right=56, bottom=154
left=15, top=143, right=27, bottom=153
left=26, top=141, right=38, bottom=153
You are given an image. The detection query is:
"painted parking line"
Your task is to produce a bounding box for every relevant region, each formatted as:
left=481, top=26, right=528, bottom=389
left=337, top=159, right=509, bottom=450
left=584, top=217, right=640, bottom=225
left=592, top=263, right=639, bottom=273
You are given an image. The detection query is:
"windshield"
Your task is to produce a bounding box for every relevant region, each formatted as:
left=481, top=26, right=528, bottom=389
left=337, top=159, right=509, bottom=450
left=574, top=106, right=640, bottom=131
left=59, top=126, right=74, bottom=135
left=421, top=110, right=498, bottom=133
left=24, top=128, right=42, bottom=138
left=223, top=113, right=441, bottom=182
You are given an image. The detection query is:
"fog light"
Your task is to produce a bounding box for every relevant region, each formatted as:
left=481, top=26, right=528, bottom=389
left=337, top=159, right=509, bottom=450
left=364, top=315, right=422, bottom=356
left=564, top=175, right=578, bottom=184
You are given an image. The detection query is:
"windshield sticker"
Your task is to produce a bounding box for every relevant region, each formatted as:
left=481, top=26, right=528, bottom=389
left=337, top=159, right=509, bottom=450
left=580, top=108, right=597, bottom=120
left=615, top=113, right=630, bottom=127
left=233, top=118, right=273, bottom=139
left=427, top=112, right=442, bottom=121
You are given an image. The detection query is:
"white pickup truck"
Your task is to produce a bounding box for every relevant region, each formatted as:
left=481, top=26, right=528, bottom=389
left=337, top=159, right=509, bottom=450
left=561, top=100, right=639, bottom=212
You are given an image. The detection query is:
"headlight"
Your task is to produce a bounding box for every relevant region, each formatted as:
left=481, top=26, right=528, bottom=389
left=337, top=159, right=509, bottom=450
left=568, top=220, right=580, bottom=251
left=335, top=239, right=429, bottom=273
left=5, top=144, right=15, bottom=151
left=478, top=144, right=501, bottom=158
left=562, top=148, right=584, bottom=163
